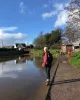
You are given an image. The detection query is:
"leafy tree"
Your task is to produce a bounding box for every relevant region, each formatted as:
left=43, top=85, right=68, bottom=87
left=33, top=28, right=62, bottom=49
left=49, top=29, right=62, bottom=46
left=33, top=32, right=46, bottom=49
left=29, top=44, right=34, bottom=49
left=44, top=33, right=51, bottom=48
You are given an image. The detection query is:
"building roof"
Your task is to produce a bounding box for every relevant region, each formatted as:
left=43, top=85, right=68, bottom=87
left=16, top=43, right=26, bottom=47
left=62, top=43, right=73, bottom=46
left=72, top=39, right=80, bottom=46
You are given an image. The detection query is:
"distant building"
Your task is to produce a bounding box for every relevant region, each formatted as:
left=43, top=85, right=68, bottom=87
left=72, top=40, right=80, bottom=52
left=61, top=44, right=73, bottom=53
left=61, top=39, right=80, bottom=52
left=1, top=45, right=14, bottom=49
left=14, top=43, right=27, bottom=50
left=16, top=56, right=26, bottom=64
left=6, top=46, right=14, bottom=49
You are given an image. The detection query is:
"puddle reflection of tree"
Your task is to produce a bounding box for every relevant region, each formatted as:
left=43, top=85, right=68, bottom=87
left=0, top=55, right=34, bottom=64
left=34, top=57, right=42, bottom=68
left=16, top=55, right=35, bottom=64
left=16, top=56, right=27, bottom=64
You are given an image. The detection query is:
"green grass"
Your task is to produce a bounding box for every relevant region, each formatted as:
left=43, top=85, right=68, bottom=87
left=50, top=49, right=60, bottom=57
left=30, top=49, right=43, bottom=57
left=70, top=51, right=80, bottom=66
left=30, top=49, right=61, bottom=57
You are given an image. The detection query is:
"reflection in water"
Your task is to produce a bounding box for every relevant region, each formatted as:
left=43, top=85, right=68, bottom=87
left=16, top=56, right=27, bottom=64
left=0, top=55, right=45, bottom=100
left=34, top=57, right=42, bottom=68
left=0, top=58, right=27, bottom=78
left=0, top=56, right=44, bottom=79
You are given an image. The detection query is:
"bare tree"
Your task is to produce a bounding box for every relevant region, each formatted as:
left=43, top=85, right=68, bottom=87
left=66, top=0, right=80, bottom=42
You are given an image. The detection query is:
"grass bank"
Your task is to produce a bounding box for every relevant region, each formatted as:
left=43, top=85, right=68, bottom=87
left=69, top=51, right=80, bottom=66
left=30, top=49, right=60, bottom=57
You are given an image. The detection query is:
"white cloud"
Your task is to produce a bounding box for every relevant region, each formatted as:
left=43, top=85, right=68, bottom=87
left=19, top=2, right=34, bottom=14
left=0, top=27, right=18, bottom=31
left=42, top=3, right=69, bottom=19
left=54, top=3, right=64, bottom=11
left=42, top=2, right=69, bottom=27
left=0, top=27, right=28, bottom=46
left=0, top=60, right=27, bottom=78
left=20, top=2, right=25, bottom=14
left=54, top=3, right=69, bottom=11
left=42, top=11, right=57, bottom=19
left=54, top=10, right=68, bottom=27
left=43, top=0, right=52, bottom=8
left=54, top=3, right=69, bottom=27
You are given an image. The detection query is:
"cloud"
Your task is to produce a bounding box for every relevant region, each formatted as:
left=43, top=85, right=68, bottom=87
left=19, top=2, right=34, bottom=14
left=43, top=0, right=52, bottom=8
left=42, top=11, right=57, bottom=19
left=42, top=3, right=68, bottom=19
left=54, top=10, right=68, bottom=27
left=0, top=60, right=27, bottom=78
left=0, top=27, right=28, bottom=46
left=20, top=2, right=25, bottom=14
left=54, top=3, right=64, bottom=11
left=54, top=3, right=69, bottom=27
left=42, top=3, right=64, bottom=19
left=0, top=27, right=18, bottom=31
left=53, top=3, right=69, bottom=10
left=42, top=2, right=69, bottom=27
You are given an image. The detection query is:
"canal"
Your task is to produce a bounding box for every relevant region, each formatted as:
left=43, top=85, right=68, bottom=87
left=0, top=55, right=46, bottom=100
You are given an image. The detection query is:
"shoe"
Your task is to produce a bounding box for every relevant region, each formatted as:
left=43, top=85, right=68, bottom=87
left=45, top=79, right=50, bottom=82
left=46, top=82, right=48, bottom=86
left=45, top=79, right=50, bottom=86
left=45, top=81, right=49, bottom=86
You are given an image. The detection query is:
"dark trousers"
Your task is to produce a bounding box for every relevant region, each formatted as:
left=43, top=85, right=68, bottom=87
left=44, top=64, right=51, bottom=80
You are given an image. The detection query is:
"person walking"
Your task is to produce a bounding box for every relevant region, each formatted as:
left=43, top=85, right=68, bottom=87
left=42, top=47, right=53, bottom=86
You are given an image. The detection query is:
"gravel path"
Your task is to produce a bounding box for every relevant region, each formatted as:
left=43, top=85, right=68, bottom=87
left=30, top=56, right=80, bottom=100
left=47, top=56, right=80, bottom=100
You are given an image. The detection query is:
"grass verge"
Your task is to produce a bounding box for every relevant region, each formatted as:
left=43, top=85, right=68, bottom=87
left=30, top=49, right=60, bottom=57
left=69, top=51, right=80, bottom=66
